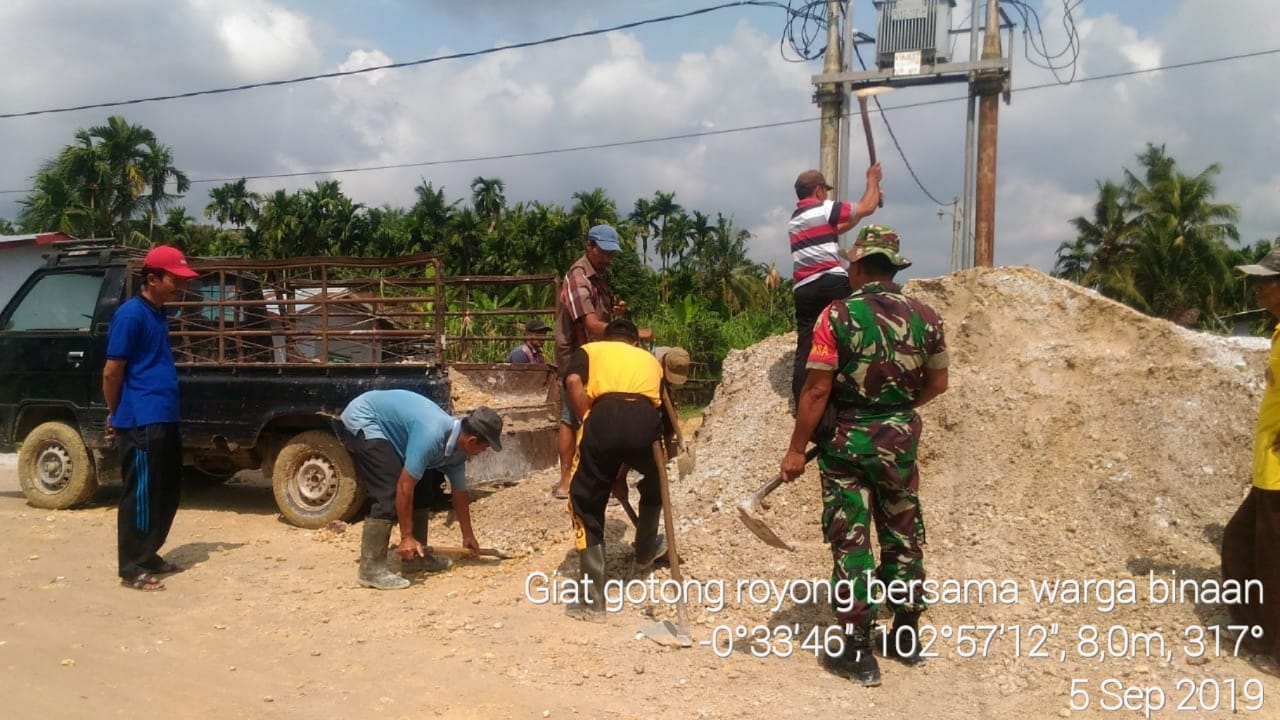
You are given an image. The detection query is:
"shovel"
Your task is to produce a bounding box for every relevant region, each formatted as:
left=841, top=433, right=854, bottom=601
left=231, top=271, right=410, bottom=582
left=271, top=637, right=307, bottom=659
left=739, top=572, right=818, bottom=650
left=737, top=446, right=821, bottom=551
left=428, top=545, right=518, bottom=560
left=650, top=439, right=693, bottom=647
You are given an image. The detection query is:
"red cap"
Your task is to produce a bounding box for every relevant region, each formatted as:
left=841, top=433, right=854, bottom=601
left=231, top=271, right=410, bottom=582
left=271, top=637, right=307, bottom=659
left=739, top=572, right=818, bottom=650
left=142, top=245, right=199, bottom=279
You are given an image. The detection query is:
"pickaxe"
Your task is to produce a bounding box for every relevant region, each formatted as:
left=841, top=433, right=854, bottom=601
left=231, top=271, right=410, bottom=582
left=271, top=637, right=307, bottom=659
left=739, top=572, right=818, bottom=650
left=854, top=86, right=894, bottom=207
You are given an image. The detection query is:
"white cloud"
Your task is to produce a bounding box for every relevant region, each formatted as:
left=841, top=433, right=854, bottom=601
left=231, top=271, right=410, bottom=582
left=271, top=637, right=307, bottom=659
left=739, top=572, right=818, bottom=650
left=189, top=0, right=320, bottom=80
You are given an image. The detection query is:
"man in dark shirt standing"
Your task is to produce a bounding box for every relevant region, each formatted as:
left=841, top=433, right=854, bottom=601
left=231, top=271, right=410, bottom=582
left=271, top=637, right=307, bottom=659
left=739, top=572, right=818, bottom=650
left=550, top=224, right=624, bottom=499
left=103, top=245, right=199, bottom=592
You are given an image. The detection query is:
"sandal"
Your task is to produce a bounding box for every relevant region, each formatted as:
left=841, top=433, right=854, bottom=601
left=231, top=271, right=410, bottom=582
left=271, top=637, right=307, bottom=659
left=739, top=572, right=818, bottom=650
left=142, top=558, right=181, bottom=574
left=122, top=572, right=166, bottom=592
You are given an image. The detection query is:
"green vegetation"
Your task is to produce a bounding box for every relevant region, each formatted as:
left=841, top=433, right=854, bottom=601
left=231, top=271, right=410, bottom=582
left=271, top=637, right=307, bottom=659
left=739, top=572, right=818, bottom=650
left=6, top=115, right=796, bottom=377
left=1053, top=143, right=1275, bottom=331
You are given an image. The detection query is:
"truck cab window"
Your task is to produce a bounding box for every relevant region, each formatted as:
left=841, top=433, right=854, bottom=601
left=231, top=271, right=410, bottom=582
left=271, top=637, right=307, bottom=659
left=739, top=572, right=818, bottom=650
left=4, top=271, right=105, bottom=331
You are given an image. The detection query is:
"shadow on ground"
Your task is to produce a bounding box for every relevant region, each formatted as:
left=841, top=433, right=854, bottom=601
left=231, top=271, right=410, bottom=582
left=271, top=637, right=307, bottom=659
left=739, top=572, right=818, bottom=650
left=164, top=541, right=248, bottom=571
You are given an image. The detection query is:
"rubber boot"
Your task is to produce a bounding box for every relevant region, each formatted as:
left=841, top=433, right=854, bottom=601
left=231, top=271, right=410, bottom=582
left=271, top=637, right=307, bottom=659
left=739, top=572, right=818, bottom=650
left=632, top=504, right=668, bottom=569
left=357, top=519, right=410, bottom=590
left=401, top=510, right=451, bottom=575
left=565, top=545, right=608, bottom=622
left=884, top=611, right=925, bottom=666
left=826, top=625, right=881, bottom=687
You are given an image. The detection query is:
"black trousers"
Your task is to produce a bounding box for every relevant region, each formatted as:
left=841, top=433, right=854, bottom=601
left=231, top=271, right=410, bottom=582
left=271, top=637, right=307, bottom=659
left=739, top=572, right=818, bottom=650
left=570, top=396, right=662, bottom=550
left=338, top=426, right=446, bottom=520
left=1221, top=486, right=1280, bottom=660
left=117, top=423, right=182, bottom=580
left=792, top=272, right=852, bottom=402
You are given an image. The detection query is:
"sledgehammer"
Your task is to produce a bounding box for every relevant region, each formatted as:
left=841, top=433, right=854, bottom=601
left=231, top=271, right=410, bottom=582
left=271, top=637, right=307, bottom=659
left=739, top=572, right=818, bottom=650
left=737, top=446, right=820, bottom=551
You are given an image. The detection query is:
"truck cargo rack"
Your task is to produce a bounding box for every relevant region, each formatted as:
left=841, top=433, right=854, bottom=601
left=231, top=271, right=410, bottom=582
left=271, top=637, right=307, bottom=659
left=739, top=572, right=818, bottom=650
left=133, top=253, right=448, bottom=368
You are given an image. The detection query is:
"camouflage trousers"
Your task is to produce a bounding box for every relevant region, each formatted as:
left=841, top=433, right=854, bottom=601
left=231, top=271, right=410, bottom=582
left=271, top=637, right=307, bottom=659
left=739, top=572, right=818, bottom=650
left=821, top=452, right=926, bottom=630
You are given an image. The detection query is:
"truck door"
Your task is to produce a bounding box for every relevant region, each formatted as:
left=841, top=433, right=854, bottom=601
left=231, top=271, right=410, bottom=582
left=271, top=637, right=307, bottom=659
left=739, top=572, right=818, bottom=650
left=0, top=268, right=110, bottom=436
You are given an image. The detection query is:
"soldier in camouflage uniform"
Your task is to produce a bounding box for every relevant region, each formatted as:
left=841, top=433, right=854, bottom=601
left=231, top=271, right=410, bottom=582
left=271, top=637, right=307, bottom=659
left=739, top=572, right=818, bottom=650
left=780, top=225, right=949, bottom=687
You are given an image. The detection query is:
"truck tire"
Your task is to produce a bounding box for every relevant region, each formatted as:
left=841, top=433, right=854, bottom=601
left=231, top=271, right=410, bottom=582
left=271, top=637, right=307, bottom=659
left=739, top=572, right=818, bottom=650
left=17, top=421, right=98, bottom=509
left=272, top=430, right=362, bottom=528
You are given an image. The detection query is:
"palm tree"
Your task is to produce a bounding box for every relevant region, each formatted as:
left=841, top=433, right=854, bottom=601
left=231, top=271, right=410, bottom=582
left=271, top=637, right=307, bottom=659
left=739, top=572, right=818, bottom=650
left=364, top=205, right=413, bottom=258
left=1052, top=236, right=1092, bottom=283
left=1057, top=144, right=1241, bottom=327
left=83, top=116, right=162, bottom=241
left=629, top=196, right=658, bottom=266
left=1124, top=145, right=1239, bottom=322
left=700, top=214, right=763, bottom=312
left=18, top=165, right=92, bottom=235
left=447, top=208, right=485, bottom=276
left=569, top=188, right=618, bottom=235
left=408, top=181, right=458, bottom=254
left=251, top=189, right=304, bottom=258
left=1056, top=181, right=1134, bottom=289
left=301, top=180, right=363, bottom=256
left=469, top=176, right=506, bottom=232
left=650, top=190, right=682, bottom=273
left=205, top=178, right=260, bottom=229
left=159, top=207, right=198, bottom=247
left=18, top=116, right=189, bottom=244
left=140, top=141, right=190, bottom=241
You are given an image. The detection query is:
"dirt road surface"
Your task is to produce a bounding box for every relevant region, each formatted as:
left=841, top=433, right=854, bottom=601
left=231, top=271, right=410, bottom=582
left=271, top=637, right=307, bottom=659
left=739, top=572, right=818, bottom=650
left=3, top=456, right=969, bottom=720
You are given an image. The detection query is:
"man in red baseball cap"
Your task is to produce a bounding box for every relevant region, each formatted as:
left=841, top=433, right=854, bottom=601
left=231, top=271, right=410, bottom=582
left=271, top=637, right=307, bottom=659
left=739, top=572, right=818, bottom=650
left=103, top=244, right=200, bottom=591
left=141, top=244, right=200, bottom=279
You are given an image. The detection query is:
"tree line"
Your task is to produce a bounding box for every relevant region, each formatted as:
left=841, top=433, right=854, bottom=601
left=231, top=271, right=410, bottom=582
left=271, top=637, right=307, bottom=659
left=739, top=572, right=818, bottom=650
left=1052, top=143, right=1277, bottom=331
left=3, top=115, right=794, bottom=376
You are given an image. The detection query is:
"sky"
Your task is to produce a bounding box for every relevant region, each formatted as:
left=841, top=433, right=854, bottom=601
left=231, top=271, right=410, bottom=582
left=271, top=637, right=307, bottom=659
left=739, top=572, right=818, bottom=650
left=1, top=0, right=1277, bottom=282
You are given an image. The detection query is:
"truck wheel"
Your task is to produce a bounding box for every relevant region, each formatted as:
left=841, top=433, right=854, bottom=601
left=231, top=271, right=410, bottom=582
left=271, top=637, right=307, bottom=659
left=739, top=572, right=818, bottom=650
left=17, top=421, right=98, bottom=509
left=272, top=430, right=362, bottom=528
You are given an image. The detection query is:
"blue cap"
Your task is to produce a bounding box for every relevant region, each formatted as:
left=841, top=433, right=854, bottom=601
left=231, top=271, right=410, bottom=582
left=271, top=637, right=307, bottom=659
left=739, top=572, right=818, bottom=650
left=587, top=224, right=621, bottom=252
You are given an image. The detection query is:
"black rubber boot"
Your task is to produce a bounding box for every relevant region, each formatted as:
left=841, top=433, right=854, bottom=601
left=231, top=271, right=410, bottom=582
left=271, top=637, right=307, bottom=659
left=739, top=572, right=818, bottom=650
left=565, top=545, right=608, bottom=623
left=633, top=504, right=668, bottom=569
left=401, top=509, right=450, bottom=574
left=884, top=612, right=925, bottom=666
left=357, top=519, right=410, bottom=590
left=825, top=625, right=881, bottom=687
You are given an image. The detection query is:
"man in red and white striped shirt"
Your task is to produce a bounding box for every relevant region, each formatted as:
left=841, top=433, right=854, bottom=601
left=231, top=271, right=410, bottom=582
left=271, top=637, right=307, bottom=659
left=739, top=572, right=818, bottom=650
left=787, top=164, right=882, bottom=403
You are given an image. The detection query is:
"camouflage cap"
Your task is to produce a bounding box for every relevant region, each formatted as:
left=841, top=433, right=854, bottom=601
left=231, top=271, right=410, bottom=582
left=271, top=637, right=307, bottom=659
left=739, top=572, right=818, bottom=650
left=1236, top=248, right=1280, bottom=277
left=848, top=225, right=912, bottom=269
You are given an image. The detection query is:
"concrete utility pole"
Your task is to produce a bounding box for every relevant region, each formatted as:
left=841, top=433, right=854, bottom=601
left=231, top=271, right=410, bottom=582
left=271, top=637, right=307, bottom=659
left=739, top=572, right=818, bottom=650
left=836, top=0, right=855, bottom=204
left=961, top=0, right=982, bottom=270
left=974, top=0, right=1002, bottom=267
left=817, top=0, right=844, bottom=184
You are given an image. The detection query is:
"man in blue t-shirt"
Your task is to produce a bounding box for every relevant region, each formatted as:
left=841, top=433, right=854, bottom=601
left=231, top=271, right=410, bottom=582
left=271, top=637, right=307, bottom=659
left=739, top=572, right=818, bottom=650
left=338, top=389, right=503, bottom=590
left=103, top=245, right=199, bottom=592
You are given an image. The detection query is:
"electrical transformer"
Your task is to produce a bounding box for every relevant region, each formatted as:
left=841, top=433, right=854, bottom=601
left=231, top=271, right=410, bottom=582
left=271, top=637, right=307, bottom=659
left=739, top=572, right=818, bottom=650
left=872, top=0, right=956, bottom=70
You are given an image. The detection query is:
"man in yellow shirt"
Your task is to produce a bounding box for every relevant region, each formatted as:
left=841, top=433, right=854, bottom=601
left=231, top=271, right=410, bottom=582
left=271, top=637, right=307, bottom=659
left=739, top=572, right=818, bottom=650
left=562, top=319, right=666, bottom=620
left=1224, top=249, right=1280, bottom=664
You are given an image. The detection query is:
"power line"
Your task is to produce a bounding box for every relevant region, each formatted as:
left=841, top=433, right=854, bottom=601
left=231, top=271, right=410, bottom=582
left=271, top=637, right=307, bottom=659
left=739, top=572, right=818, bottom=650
left=1, top=46, right=1276, bottom=197
left=0, top=1, right=789, bottom=120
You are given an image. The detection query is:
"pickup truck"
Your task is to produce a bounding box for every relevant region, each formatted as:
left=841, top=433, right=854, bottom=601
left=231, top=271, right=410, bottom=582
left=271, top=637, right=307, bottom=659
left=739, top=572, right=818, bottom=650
left=0, top=244, right=452, bottom=528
